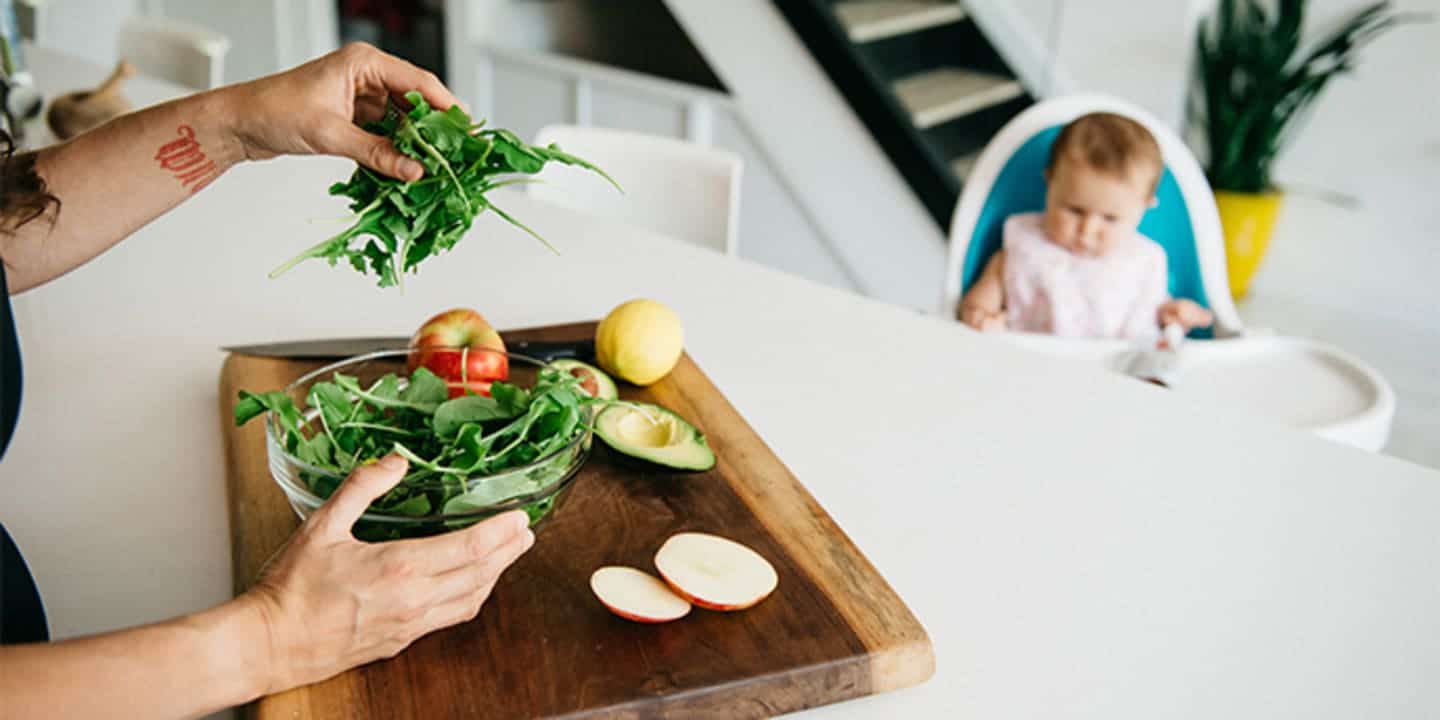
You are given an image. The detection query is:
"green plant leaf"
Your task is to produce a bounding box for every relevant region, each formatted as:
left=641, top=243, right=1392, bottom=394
left=442, top=473, right=543, bottom=514
left=376, top=493, right=432, bottom=517
left=449, top=422, right=494, bottom=472
left=269, top=93, right=615, bottom=288
left=433, top=394, right=518, bottom=439
left=308, top=381, right=353, bottom=429
left=235, top=360, right=603, bottom=540
left=490, top=382, right=531, bottom=416
left=234, top=390, right=301, bottom=431
left=335, top=373, right=440, bottom=414
left=400, top=368, right=448, bottom=407
left=1190, top=0, right=1426, bottom=192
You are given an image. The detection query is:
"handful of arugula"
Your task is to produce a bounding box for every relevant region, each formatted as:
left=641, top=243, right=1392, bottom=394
left=269, top=91, right=618, bottom=289
left=235, top=365, right=594, bottom=537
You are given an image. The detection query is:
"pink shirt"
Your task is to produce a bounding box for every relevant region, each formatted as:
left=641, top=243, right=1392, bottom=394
left=1001, top=213, right=1169, bottom=339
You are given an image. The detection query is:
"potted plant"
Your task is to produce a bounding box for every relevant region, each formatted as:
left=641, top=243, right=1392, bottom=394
left=1191, top=0, right=1423, bottom=298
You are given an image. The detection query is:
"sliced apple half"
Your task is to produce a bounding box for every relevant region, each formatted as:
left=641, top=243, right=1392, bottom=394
left=654, top=533, right=778, bottom=611
left=590, top=566, right=691, bottom=623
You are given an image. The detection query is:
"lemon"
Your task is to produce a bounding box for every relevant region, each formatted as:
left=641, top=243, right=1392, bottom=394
left=595, top=299, right=684, bottom=386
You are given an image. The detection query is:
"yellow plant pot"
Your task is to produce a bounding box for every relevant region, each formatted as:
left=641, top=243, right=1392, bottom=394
left=1214, top=190, right=1284, bottom=299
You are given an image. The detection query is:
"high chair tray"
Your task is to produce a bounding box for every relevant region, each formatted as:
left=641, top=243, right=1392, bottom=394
left=1002, top=333, right=1395, bottom=451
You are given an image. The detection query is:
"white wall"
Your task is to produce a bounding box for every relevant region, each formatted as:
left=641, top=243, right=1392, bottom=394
left=1257, top=1, right=1439, bottom=318
left=1014, top=0, right=1207, bottom=128
left=23, top=0, right=140, bottom=69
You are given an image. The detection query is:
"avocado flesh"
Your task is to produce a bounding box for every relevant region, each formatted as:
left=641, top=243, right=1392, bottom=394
left=550, top=359, right=619, bottom=401
left=595, top=402, right=715, bottom=471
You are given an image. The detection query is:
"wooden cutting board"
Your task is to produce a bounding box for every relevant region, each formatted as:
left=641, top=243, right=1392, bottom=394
left=218, top=321, right=933, bottom=719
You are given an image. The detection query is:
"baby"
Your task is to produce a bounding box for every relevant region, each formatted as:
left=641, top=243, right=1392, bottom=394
left=957, top=113, right=1213, bottom=338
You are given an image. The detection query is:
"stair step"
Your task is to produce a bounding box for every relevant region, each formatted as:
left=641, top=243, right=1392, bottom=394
left=893, top=67, right=1024, bottom=129
left=950, top=150, right=980, bottom=181
left=833, top=1, right=967, bottom=43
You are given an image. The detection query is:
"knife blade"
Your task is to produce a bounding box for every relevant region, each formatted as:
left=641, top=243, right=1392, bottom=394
left=222, top=336, right=596, bottom=363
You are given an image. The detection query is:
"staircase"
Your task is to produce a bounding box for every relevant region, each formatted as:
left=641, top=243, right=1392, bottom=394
left=774, top=0, right=1036, bottom=230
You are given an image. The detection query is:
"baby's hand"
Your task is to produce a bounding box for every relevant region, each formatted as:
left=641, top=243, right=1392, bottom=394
left=1158, top=299, right=1214, bottom=331
left=960, top=305, right=1007, bottom=332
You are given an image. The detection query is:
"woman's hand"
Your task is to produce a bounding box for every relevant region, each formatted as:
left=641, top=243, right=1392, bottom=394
left=222, top=42, right=461, bottom=182
left=241, top=453, right=534, bottom=694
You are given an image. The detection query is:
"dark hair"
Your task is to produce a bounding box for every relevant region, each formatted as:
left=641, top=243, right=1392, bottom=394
left=1047, top=113, right=1164, bottom=195
left=0, top=129, right=58, bottom=233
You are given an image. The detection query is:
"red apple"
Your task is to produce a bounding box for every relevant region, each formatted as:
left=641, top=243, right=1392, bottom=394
left=653, top=533, right=778, bottom=611
left=590, top=566, right=691, bottom=623
left=406, top=308, right=508, bottom=397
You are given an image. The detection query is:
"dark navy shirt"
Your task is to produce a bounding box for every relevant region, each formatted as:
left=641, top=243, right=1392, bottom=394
left=1, top=260, right=48, bottom=643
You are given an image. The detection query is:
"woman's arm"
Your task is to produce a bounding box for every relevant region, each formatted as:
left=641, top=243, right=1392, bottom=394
left=0, top=46, right=533, bottom=717
left=0, top=454, right=534, bottom=718
left=0, top=42, right=457, bottom=293
left=0, top=596, right=269, bottom=718
left=0, top=90, right=244, bottom=292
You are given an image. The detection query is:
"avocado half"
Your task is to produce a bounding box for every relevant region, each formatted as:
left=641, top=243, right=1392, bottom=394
left=594, top=401, right=716, bottom=472
left=550, top=359, right=619, bottom=401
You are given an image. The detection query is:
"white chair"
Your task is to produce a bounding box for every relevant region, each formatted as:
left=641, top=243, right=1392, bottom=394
left=941, top=93, right=1396, bottom=452
left=116, top=16, right=230, bottom=91
left=529, top=125, right=743, bottom=256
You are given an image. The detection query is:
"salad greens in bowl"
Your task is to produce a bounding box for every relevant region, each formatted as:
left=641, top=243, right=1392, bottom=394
left=236, top=349, right=593, bottom=541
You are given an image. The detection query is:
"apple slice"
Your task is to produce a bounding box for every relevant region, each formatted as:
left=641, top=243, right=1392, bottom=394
left=590, top=566, right=691, bottom=623
left=654, top=533, right=778, bottom=611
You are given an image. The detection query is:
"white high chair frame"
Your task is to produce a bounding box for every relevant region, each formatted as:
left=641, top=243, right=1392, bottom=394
left=530, top=125, right=743, bottom=257
left=937, top=94, right=1396, bottom=452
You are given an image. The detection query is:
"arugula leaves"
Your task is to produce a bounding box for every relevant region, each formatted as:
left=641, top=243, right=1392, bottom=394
left=235, top=390, right=300, bottom=428
left=269, top=91, right=619, bottom=289
left=236, top=366, right=594, bottom=537
left=433, top=394, right=516, bottom=439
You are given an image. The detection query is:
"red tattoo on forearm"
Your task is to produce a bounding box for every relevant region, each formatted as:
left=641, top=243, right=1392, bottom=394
left=154, top=125, right=219, bottom=193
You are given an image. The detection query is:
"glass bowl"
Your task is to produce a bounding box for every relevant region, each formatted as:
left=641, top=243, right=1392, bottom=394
left=264, top=349, right=591, bottom=541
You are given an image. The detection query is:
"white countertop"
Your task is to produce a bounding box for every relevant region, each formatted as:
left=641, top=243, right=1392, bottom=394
left=6, top=47, right=1440, bottom=719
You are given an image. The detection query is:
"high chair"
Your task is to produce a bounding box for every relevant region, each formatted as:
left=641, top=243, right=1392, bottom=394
left=939, top=94, right=1394, bottom=451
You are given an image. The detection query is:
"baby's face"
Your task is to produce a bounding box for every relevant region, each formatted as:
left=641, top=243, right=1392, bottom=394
left=1042, top=161, right=1153, bottom=256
